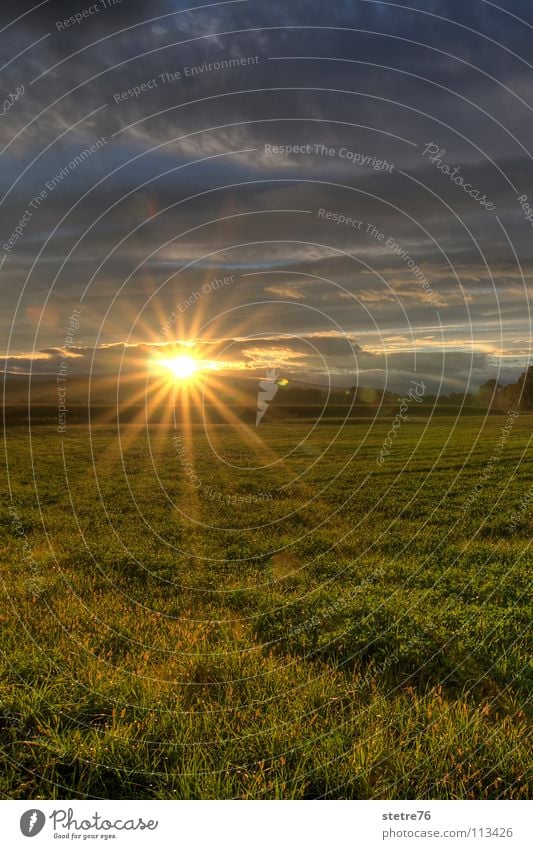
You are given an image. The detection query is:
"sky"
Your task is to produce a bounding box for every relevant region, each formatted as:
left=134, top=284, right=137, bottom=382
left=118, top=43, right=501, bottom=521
left=1, top=0, right=532, bottom=394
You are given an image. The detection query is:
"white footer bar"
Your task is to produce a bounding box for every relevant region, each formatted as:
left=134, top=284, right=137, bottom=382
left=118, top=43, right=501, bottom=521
left=2, top=800, right=530, bottom=848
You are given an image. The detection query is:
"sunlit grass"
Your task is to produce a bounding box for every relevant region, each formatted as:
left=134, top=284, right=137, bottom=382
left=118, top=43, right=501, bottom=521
left=1, top=417, right=531, bottom=799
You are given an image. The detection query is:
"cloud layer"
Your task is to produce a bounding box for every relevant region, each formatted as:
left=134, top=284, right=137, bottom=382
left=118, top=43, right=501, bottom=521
left=1, top=0, right=532, bottom=392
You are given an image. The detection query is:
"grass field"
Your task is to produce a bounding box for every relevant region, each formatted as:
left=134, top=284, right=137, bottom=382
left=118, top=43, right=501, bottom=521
left=1, top=415, right=531, bottom=799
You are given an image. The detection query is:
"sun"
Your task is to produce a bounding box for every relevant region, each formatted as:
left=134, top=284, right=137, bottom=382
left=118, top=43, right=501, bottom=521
left=159, top=354, right=201, bottom=381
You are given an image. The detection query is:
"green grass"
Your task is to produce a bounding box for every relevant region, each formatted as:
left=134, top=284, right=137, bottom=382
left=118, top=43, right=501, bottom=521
left=1, top=416, right=531, bottom=798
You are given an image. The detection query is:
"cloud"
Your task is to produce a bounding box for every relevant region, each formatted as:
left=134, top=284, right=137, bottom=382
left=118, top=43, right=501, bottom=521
left=1, top=0, right=531, bottom=393
left=264, top=284, right=306, bottom=299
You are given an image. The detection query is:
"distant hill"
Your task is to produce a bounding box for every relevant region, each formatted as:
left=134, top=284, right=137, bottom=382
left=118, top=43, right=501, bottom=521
left=3, top=368, right=530, bottom=423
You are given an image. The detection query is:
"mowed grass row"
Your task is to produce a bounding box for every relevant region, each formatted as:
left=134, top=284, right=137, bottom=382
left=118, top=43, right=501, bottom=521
left=1, top=417, right=531, bottom=798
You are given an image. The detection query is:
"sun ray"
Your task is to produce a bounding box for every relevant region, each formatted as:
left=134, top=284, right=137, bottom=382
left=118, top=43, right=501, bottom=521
left=199, top=375, right=281, bottom=465
left=85, top=333, right=286, bottom=514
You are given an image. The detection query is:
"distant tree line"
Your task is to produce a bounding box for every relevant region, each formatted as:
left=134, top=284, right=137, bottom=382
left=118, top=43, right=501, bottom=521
left=472, top=366, right=533, bottom=411
left=275, top=365, right=533, bottom=411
